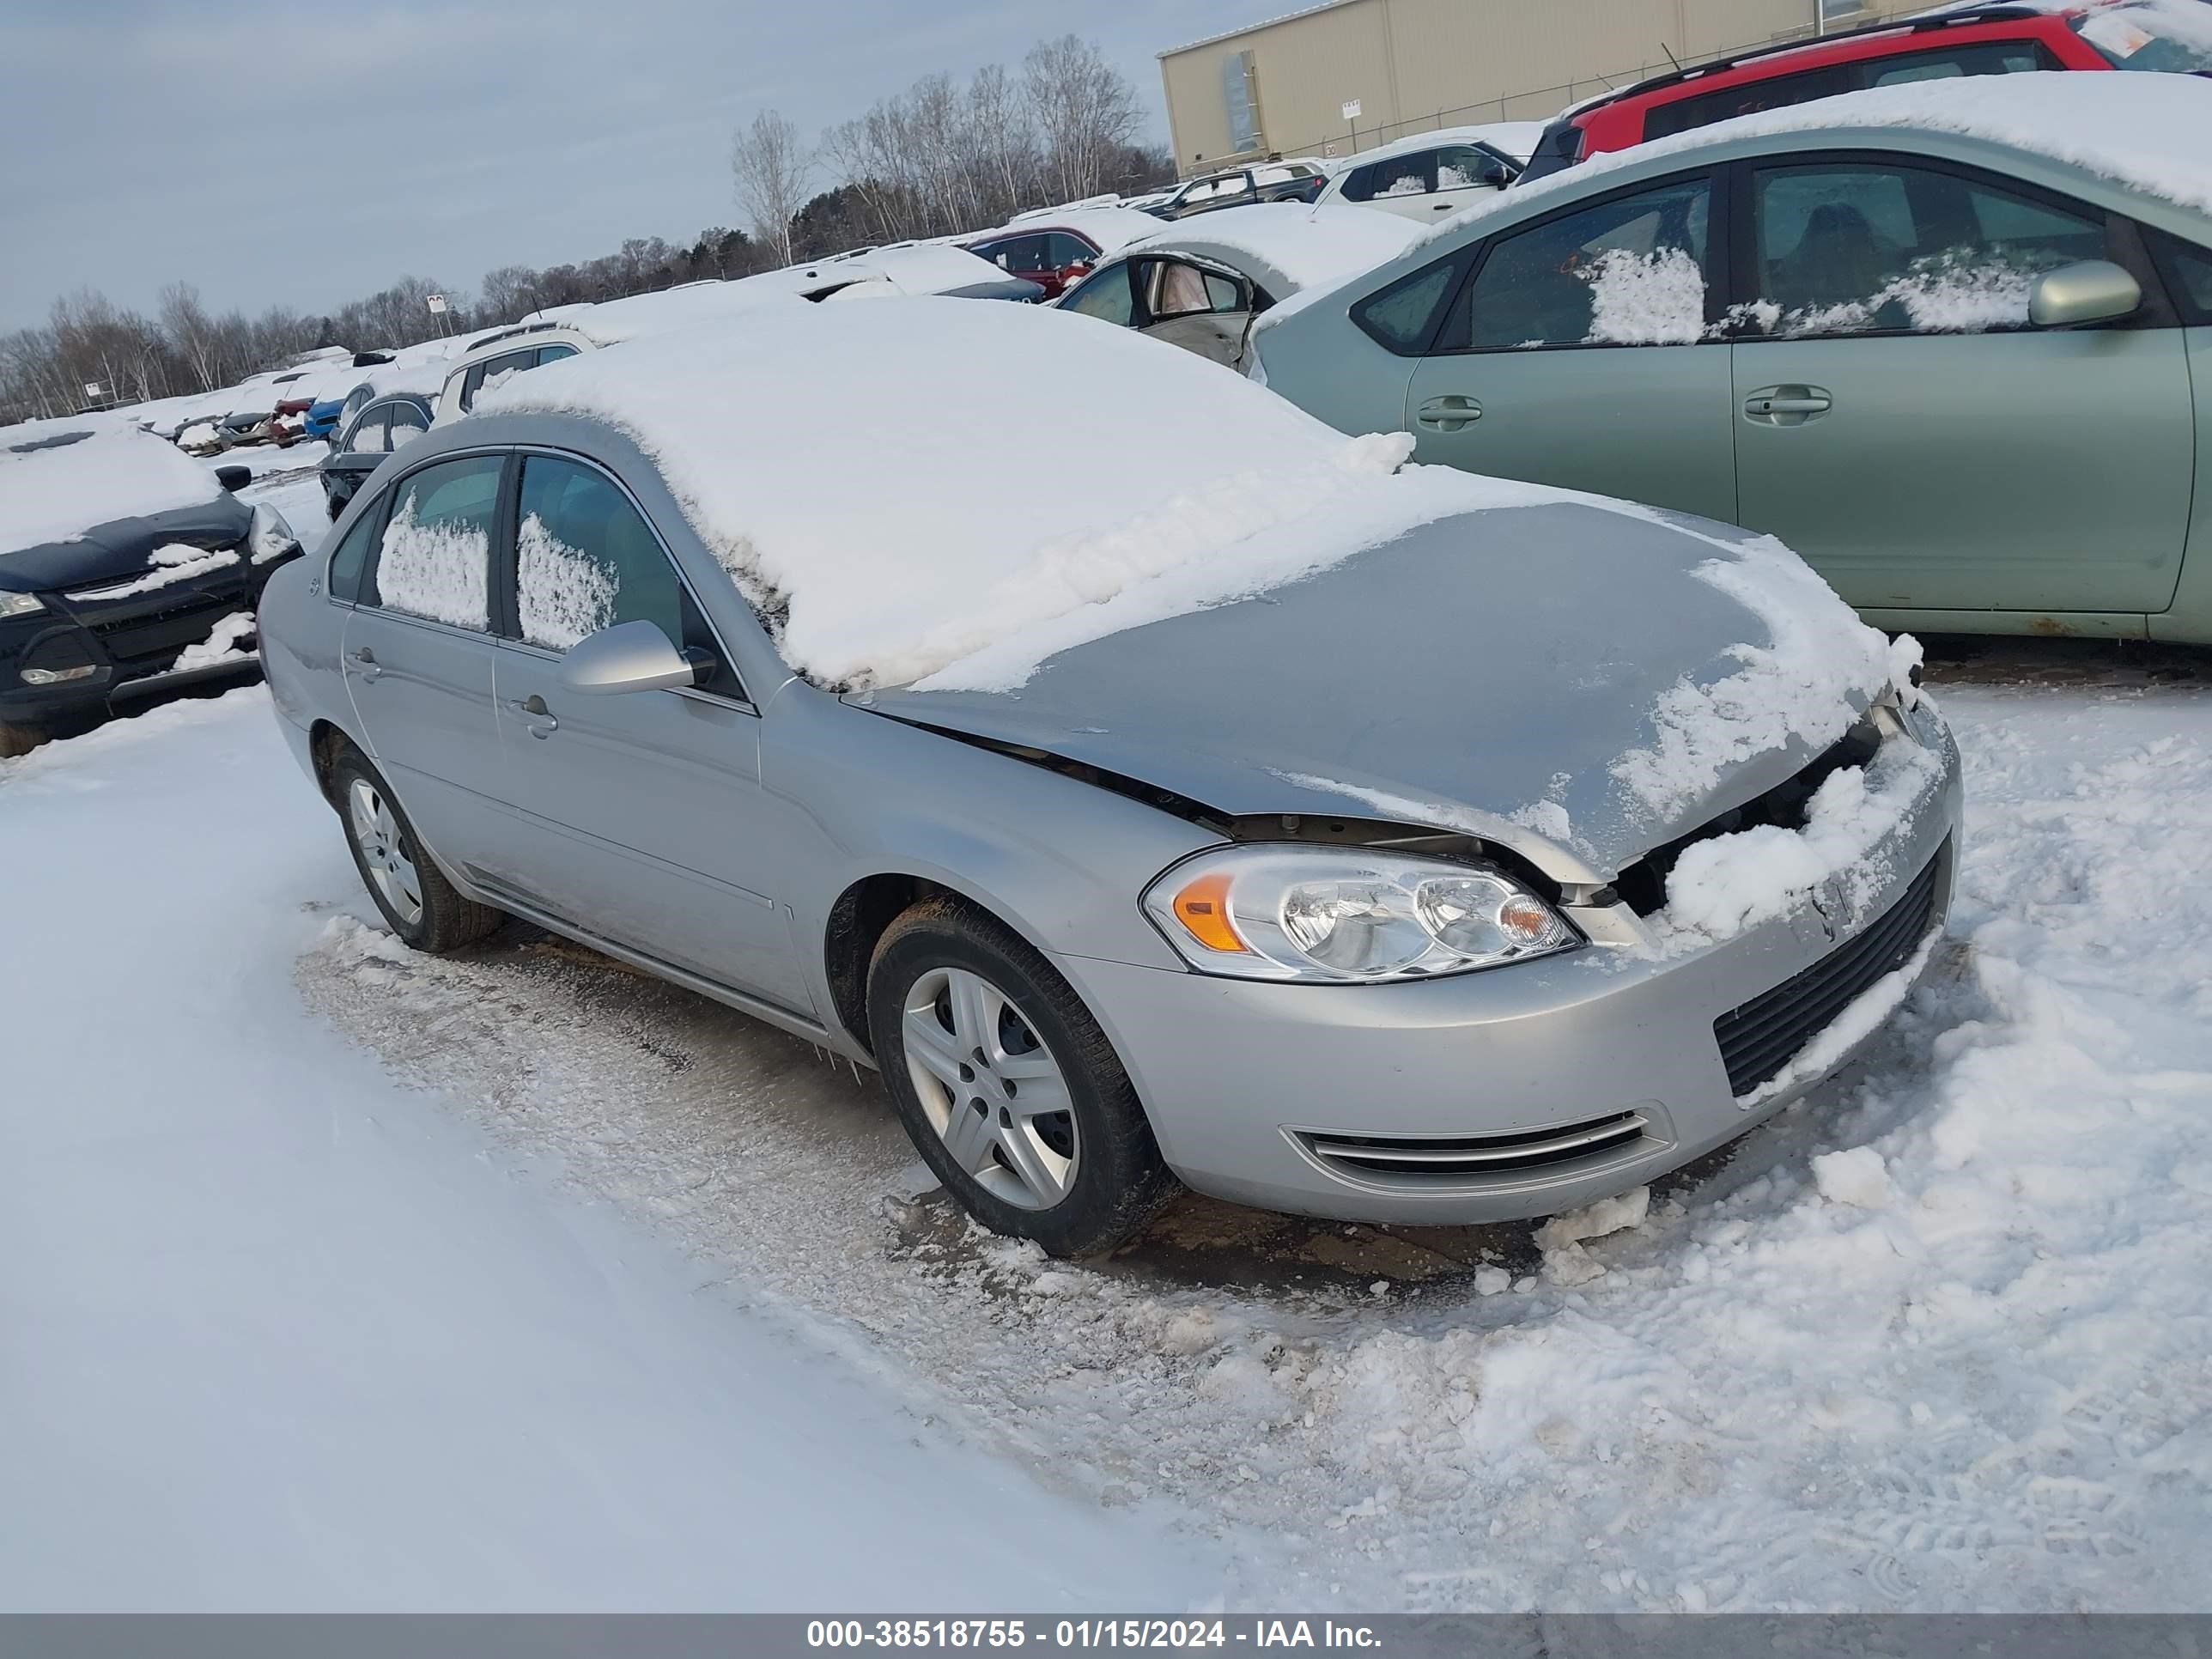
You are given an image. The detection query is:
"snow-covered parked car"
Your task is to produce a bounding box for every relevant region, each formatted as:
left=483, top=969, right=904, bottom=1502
left=434, top=249, right=1043, bottom=422
left=257, top=297, right=1960, bottom=1255
left=0, top=425, right=301, bottom=756
left=1311, top=122, right=1545, bottom=222
left=1054, top=205, right=1424, bottom=370
left=1252, top=72, right=2212, bottom=644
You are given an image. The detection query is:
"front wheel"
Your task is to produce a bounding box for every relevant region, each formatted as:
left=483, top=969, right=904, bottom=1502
left=868, top=896, right=1177, bottom=1257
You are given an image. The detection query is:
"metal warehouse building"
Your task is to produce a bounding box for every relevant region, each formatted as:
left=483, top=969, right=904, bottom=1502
left=1158, top=0, right=1922, bottom=173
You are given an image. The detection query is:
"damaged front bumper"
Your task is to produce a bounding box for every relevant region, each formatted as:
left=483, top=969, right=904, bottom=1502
left=1057, top=698, right=1964, bottom=1225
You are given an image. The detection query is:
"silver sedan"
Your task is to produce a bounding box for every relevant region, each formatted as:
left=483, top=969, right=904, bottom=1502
left=258, top=302, right=1961, bottom=1255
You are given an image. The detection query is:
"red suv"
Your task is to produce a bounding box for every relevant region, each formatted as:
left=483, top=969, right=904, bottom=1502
left=1516, top=2, right=2212, bottom=183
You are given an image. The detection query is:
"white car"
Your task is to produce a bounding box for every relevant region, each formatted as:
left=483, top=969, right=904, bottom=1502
left=1312, top=122, right=1546, bottom=222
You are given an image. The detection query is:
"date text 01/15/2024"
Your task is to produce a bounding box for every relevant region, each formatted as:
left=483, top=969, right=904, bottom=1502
left=805, top=1620, right=1383, bottom=1650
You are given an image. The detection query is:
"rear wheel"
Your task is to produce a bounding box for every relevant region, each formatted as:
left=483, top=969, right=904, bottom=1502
left=331, top=745, right=504, bottom=953
left=867, top=896, right=1177, bottom=1257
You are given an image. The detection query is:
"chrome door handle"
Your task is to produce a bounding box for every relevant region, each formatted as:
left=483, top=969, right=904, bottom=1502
left=1743, top=385, right=1832, bottom=425
left=506, top=694, right=558, bottom=738
left=1416, top=394, right=1481, bottom=432
left=349, top=647, right=380, bottom=682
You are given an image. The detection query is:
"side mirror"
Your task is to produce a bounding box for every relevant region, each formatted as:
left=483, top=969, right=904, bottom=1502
left=556, top=619, right=699, bottom=696
left=215, top=465, right=252, bottom=492
left=1479, top=160, right=1514, bottom=188
left=2029, top=259, right=2141, bottom=328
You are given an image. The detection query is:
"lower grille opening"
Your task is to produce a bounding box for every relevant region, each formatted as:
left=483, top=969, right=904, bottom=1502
left=1713, top=843, right=1944, bottom=1098
left=1297, top=1109, right=1652, bottom=1183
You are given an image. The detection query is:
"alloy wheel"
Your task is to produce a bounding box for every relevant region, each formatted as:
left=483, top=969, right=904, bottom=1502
left=901, top=965, right=1079, bottom=1210
left=347, top=776, right=424, bottom=929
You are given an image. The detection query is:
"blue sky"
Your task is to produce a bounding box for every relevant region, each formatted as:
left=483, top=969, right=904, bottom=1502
left=0, top=0, right=1260, bottom=331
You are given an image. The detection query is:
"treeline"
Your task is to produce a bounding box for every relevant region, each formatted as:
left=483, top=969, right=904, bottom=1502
left=0, top=228, right=775, bottom=425
left=738, top=34, right=1171, bottom=257
left=2, top=32, right=1170, bottom=426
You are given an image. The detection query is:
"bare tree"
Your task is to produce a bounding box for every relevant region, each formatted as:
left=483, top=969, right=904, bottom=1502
left=1024, top=34, right=1140, bottom=205
left=156, top=283, right=225, bottom=392
left=731, top=109, right=810, bottom=267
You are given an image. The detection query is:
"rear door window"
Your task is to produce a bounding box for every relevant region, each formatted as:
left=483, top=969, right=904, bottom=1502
left=459, top=349, right=538, bottom=411
left=385, top=402, right=429, bottom=449
left=1369, top=152, right=1434, bottom=199
left=1138, top=259, right=1243, bottom=321
left=1437, top=174, right=1713, bottom=350
left=342, top=405, right=391, bottom=455
left=534, top=343, right=579, bottom=367
left=1060, top=264, right=1136, bottom=325
left=364, top=453, right=503, bottom=629
left=325, top=493, right=386, bottom=604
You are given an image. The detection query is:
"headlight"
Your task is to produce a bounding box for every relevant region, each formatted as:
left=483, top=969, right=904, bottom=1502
left=249, top=501, right=298, bottom=565
left=0, top=591, right=45, bottom=621
left=1142, top=846, right=1578, bottom=983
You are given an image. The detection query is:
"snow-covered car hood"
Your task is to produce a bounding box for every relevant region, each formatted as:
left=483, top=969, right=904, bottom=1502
left=854, top=501, right=1897, bottom=884
left=0, top=495, right=252, bottom=592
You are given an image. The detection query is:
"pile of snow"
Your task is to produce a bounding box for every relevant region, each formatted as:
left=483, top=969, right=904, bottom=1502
left=538, top=247, right=1027, bottom=349
left=64, top=543, right=240, bottom=602
left=1608, top=529, right=1899, bottom=823
left=0, top=426, right=224, bottom=551
left=480, top=298, right=1571, bottom=690
left=0, top=690, right=1224, bottom=1612
left=1127, top=204, right=1423, bottom=296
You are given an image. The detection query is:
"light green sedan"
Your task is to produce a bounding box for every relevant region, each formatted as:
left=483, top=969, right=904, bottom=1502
left=1249, top=71, right=2212, bottom=644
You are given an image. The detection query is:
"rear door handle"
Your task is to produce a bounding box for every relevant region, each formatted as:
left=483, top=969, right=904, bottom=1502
left=1416, top=394, right=1481, bottom=432
left=348, top=646, right=380, bottom=682
left=506, top=694, right=558, bottom=738
left=1743, top=385, right=1832, bottom=425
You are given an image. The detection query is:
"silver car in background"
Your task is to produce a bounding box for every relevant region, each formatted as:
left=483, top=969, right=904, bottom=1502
left=258, top=298, right=1961, bottom=1255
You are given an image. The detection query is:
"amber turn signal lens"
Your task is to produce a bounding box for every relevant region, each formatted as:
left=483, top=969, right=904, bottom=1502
left=1171, top=871, right=1249, bottom=954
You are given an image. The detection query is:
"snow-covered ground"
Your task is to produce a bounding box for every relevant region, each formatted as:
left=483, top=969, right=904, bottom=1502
left=3, top=619, right=2208, bottom=1609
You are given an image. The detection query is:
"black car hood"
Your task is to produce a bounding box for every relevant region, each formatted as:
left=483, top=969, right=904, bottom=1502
left=0, top=495, right=252, bottom=593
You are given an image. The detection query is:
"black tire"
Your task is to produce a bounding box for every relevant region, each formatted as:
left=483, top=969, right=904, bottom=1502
left=867, top=895, right=1178, bottom=1257
left=329, top=744, right=505, bottom=954
left=0, top=720, right=46, bottom=760
left=325, top=492, right=343, bottom=522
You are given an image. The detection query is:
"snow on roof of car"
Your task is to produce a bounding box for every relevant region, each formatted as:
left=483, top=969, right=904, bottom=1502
left=1121, top=204, right=1424, bottom=297
left=972, top=205, right=1176, bottom=254
left=0, top=423, right=224, bottom=553
left=1334, top=120, right=1549, bottom=168
left=477, top=295, right=1581, bottom=690
left=529, top=247, right=1025, bottom=348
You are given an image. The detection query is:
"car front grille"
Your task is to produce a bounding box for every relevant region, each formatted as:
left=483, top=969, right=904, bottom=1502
left=1295, top=1109, right=1656, bottom=1186
left=79, top=578, right=255, bottom=673
left=1712, top=844, right=1944, bottom=1099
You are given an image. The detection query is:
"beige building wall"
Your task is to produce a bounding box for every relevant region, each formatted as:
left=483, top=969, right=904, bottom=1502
left=1159, top=0, right=1921, bottom=174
